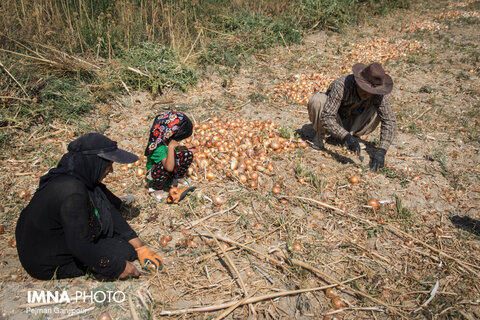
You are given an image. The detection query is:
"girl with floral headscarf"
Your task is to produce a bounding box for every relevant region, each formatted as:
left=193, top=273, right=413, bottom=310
left=145, top=111, right=197, bottom=200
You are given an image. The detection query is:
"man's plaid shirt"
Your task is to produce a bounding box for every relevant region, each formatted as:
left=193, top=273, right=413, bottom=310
left=319, top=74, right=397, bottom=150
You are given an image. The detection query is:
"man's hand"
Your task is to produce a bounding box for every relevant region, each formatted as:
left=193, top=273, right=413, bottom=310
left=370, top=148, right=387, bottom=172
left=343, top=134, right=361, bottom=155
left=135, top=246, right=164, bottom=271
left=118, top=261, right=139, bottom=279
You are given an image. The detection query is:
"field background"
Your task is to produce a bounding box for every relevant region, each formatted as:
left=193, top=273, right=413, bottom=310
left=0, top=0, right=479, bottom=319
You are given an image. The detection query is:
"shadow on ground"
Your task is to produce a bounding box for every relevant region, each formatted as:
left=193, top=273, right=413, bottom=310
left=450, top=215, right=480, bottom=237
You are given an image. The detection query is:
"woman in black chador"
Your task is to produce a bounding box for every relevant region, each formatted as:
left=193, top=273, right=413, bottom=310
left=16, top=133, right=163, bottom=280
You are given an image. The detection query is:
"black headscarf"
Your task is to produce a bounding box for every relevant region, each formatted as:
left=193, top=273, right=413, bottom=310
left=37, top=133, right=119, bottom=237
left=144, top=111, right=193, bottom=156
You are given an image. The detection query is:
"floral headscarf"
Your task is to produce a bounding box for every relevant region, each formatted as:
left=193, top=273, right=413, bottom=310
left=144, top=111, right=193, bottom=156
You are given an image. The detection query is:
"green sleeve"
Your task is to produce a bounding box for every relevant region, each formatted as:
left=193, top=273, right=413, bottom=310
left=146, top=144, right=168, bottom=172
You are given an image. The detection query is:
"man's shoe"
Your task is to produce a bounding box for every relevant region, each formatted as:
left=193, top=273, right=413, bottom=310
left=311, top=134, right=324, bottom=150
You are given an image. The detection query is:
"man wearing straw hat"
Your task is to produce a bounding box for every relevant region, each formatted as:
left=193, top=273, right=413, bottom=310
left=307, top=62, right=396, bottom=171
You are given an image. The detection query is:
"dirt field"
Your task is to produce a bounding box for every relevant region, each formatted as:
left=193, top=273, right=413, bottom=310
left=1, top=0, right=479, bottom=319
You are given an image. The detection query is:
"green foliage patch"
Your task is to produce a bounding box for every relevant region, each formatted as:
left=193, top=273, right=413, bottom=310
left=120, top=43, right=198, bottom=95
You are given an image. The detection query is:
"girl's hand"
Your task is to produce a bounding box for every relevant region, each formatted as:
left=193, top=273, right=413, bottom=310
left=168, top=139, right=180, bottom=148
left=187, top=145, right=199, bottom=153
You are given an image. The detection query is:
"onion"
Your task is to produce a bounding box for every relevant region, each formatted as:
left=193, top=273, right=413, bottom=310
left=266, top=163, right=273, bottom=171
left=325, top=288, right=336, bottom=299
left=135, top=168, right=145, bottom=177
left=271, top=142, right=280, bottom=150
left=206, top=172, right=215, bottom=181
left=332, top=297, right=346, bottom=309
left=187, top=239, right=197, bottom=248
left=160, top=237, right=168, bottom=247
left=239, top=174, right=248, bottom=183
left=298, top=177, right=305, bottom=183
left=404, top=240, right=414, bottom=248
left=134, top=160, right=141, bottom=166
left=272, top=186, right=281, bottom=194
left=219, top=242, right=229, bottom=250
left=9, top=238, right=16, bottom=248
left=213, top=195, right=225, bottom=206
left=249, top=181, right=258, bottom=189
left=256, top=165, right=266, bottom=172
left=349, top=176, right=359, bottom=184
left=230, top=159, right=238, bottom=170
left=292, top=242, right=301, bottom=251
left=367, top=199, right=379, bottom=210
left=97, top=312, right=112, bottom=320
left=166, top=235, right=173, bottom=241
left=18, top=190, right=31, bottom=199
left=250, top=172, right=259, bottom=180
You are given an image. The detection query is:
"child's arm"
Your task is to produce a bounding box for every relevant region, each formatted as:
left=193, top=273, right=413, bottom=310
left=161, top=139, right=179, bottom=172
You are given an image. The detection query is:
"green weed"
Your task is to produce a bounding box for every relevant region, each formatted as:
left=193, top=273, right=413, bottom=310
left=120, top=43, right=197, bottom=95
left=394, top=195, right=412, bottom=221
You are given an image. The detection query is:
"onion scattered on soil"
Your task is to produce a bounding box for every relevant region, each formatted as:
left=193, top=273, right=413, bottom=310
left=187, top=239, right=197, bottom=248
left=97, top=312, right=112, bottom=320
left=9, top=238, right=16, bottom=248
left=213, top=195, right=225, bottom=206
left=332, top=297, right=346, bottom=309
left=18, top=190, right=31, bottom=199
left=160, top=237, right=169, bottom=247
left=367, top=199, right=379, bottom=210
left=325, top=288, right=336, bottom=299
left=349, top=176, right=359, bottom=184
left=272, top=186, right=281, bottom=194
left=292, top=242, right=302, bottom=251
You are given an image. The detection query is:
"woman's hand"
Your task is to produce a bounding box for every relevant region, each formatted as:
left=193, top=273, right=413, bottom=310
left=118, top=261, right=140, bottom=279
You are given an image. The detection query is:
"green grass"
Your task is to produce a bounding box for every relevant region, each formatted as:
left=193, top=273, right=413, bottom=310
left=120, top=42, right=198, bottom=95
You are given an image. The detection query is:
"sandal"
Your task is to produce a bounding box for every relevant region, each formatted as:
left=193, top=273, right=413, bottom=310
left=174, top=178, right=192, bottom=188
left=148, top=188, right=169, bottom=201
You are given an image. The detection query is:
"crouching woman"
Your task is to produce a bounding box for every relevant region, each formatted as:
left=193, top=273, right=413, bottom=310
left=15, top=133, right=163, bottom=280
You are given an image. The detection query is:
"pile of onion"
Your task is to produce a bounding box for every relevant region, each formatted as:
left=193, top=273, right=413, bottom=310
left=184, top=118, right=307, bottom=187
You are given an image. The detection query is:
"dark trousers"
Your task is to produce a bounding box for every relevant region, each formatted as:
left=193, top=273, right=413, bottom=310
left=150, top=149, right=193, bottom=190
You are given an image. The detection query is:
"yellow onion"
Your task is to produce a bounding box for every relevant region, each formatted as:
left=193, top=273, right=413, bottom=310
left=206, top=172, right=215, bottom=181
